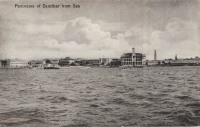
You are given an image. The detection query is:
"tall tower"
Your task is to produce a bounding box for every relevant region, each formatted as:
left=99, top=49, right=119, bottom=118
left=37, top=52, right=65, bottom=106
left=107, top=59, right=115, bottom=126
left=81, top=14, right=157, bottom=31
left=132, top=48, right=136, bottom=65
left=132, top=48, right=135, bottom=55
left=154, top=50, right=157, bottom=61
left=175, top=54, right=177, bottom=60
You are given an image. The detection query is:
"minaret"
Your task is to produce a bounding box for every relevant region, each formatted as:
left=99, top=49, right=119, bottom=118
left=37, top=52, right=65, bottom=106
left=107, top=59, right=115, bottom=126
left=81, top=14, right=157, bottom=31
left=175, top=54, right=177, bottom=60
left=132, top=48, right=136, bottom=66
left=154, top=50, right=157, bottom=61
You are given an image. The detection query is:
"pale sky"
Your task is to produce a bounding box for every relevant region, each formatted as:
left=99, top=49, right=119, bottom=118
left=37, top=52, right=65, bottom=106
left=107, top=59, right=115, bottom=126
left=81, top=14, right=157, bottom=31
left=0, top=0, right=200, bottom=60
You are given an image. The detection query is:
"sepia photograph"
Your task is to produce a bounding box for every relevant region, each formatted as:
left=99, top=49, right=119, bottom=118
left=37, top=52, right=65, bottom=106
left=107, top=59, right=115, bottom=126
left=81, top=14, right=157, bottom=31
left=0, top=0, right=200, bottom=126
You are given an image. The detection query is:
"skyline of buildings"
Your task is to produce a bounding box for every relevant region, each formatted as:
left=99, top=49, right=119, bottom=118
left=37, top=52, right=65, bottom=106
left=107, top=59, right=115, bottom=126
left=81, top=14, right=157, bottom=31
left=1, top=47, right=200, bottom=69
left=0, top=48, right=199, bottom=61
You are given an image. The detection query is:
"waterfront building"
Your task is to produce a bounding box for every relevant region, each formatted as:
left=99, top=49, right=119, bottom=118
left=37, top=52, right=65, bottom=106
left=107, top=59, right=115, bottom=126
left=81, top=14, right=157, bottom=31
left=28, top=60, right=43, bottom=68
left=99, top=58, right=121, bottom=67
left=110, top=59, right=121, bottom=67
left=121, top=48, right=145, bottom=66
left=145, top=49, right=159, bottom=66
left=86, top=59, right=99, bottom=66
left=146, top=60, right=160, bottom=66
left=99, top=58, right=113, bottom=66
left=80, top=59, right=99, bottom=66
left=51, top=59, right=59, bottom=66
left=43, top=59, right=51, bottom=65
left=9, top=59, right=29, bottom=68
left=43, top=59, right=59, bottom=67
left=161, top=58, right=200, bottom=66
left=59, top=57, right=74, bottom=66
left=74, top=58, right=84, bottom=66
left=120, top=53, right=132, bottom=66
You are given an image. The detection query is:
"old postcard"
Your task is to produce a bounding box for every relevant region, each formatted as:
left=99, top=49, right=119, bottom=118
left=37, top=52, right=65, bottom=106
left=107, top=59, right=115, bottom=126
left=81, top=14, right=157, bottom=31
left=0, top=0, right=200, bottom=126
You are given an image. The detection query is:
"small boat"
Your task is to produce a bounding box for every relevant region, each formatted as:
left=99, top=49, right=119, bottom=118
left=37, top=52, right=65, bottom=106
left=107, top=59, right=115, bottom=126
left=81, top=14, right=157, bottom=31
left=119, top=65, right=143, bottom=69
left=44, top=64, right=60, bottom=69
left=44, top=66, right=60, bottom=69
left=134, top=66, right=143, bottom=68
left=119, top=66, right=132, bottom=69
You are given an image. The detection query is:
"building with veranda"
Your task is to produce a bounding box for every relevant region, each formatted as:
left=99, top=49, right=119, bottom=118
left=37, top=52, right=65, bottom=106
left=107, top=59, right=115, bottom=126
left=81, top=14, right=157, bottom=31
left=121, top=48, right=145, bottom=66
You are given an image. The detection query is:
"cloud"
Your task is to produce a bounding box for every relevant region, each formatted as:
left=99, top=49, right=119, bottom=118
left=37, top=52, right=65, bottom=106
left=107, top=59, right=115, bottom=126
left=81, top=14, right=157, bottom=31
left=25, top=23, right=65, bottom=35
left=123, top=26, right=151, bottom=46
left=96, top=20, right=127, bottom=34
left=1, top=15, right=199, bottom=60
left=143, top=18, right=200, bottom=59
left=48, top=17, right=132, bottom=58
left=61, top=17, right=112, bottom=44
left=3, top=17, right=133, bottom=60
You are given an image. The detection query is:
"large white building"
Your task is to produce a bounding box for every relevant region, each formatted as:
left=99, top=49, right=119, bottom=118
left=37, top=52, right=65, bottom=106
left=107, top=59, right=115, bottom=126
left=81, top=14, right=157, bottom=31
left=121, top=48, right=145, bottom=66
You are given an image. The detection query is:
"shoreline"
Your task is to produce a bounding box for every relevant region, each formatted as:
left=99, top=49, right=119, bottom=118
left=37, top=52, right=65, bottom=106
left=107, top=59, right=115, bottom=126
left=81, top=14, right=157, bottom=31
left=1, top=65, right=200, bottom=70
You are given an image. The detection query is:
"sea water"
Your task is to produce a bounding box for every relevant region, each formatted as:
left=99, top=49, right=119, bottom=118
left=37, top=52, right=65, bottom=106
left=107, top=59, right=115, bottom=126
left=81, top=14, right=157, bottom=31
left=0, top=66, right=200, bottom=126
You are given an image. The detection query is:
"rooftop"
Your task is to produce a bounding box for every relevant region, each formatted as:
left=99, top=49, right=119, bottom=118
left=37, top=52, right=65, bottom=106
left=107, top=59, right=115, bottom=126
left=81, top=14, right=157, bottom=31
left=121, top=53, right=143, bottom=58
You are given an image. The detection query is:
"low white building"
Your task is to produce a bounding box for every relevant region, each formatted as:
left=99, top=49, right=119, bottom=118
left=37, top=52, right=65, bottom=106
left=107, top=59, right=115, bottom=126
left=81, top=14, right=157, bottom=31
left=99, top=58, right=113, bottom=66
left=146, top=60, right=160, bottom=66
left=43, top=59, right=59, bottom=67
left=9, top=59, right=29, bottom=68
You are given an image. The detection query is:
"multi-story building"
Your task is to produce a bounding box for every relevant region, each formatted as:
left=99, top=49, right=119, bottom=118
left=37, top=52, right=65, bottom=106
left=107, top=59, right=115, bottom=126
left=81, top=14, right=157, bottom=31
left=121, top=48, right=145, bottom=66
left=59, top=57, right=74, bottom=66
